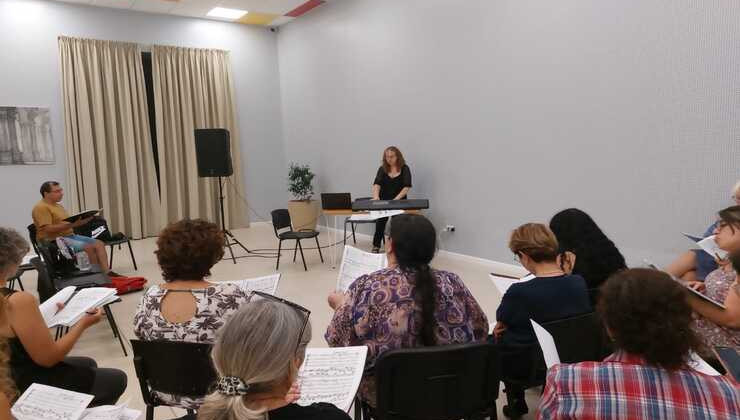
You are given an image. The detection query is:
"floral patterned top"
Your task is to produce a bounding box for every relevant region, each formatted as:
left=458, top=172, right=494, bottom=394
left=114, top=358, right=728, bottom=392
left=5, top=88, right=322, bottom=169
left=325, top=266, right=489, bottom=406
left=693, top=267, right=739, bottom=352
left=133, top=283, right=252, bottom=409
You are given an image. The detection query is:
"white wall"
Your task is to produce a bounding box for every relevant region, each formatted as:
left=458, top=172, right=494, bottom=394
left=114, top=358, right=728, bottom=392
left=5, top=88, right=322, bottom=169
left=277, top=0, right=740, bottom=265
left=0, top=0, right=287, bottom=237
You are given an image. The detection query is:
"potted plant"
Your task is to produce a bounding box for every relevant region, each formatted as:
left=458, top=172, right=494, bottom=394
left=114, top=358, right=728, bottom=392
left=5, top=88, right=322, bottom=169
left=287, top=163, right=319, bottom=231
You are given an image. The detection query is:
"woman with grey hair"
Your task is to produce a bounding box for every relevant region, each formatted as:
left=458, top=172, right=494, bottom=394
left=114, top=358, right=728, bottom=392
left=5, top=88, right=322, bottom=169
left=0, top=227, right=126, bottom=406
left=198, top=296, right=350, bottom=420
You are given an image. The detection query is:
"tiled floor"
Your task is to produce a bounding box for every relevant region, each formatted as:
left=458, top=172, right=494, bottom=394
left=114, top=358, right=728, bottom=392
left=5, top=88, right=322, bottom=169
left=16, top=223, right=542, bottom=419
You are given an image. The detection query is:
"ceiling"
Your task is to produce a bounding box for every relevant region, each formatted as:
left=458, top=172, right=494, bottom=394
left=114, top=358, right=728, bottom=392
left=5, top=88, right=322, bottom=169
left=53, top=0, right=328, bottom=27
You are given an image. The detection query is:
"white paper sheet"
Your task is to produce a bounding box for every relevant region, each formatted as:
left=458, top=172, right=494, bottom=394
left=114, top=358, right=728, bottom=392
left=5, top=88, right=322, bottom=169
left=531, top=320, right=561, bottom=369
left=12, top=383, right=93, bottom=420
left=224, top=273, right=281, bottom=295
left=81, top=403, right=141, bottom=420
left=696, top=235, right=728, bottom=260
left=47, top=287, right=117, bottom=327
left=39, top=286, right=76, bottom=326
left=688, top=351, right=721, bottom=376
left=337, top=246, right=387, bottom=292
left=489, top=273, right=534, bottom=296
left=297, top=346, right=368, bottom=412
left=21, top=253, right=38, bottom=266
left=348, top=210, right=405, bottom=221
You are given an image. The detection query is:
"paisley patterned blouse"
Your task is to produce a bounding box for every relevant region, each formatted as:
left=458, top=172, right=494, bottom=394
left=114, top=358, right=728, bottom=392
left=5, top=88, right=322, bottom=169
left=133, top=282, right=252, bottom=409
left=693, top=267, right=740, bottom=352
left=325, top=266, right=489, bottom=405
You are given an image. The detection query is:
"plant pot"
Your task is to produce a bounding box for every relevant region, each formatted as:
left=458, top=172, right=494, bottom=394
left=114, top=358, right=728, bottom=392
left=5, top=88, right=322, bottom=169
left=288, top=200, right=319, bottom=231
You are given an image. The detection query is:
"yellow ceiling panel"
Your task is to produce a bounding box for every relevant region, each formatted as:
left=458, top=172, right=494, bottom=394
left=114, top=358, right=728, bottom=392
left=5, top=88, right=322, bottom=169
left=237, top=12, right=279, bottom=26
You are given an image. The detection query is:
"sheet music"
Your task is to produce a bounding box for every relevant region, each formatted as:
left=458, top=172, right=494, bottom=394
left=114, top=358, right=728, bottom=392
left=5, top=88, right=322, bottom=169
left=39, top=286, right=76, bottom=326
left=12, top=383, right=93, bottom=420
left=348, top=210, right=405, bottom=221
left=643, top=260, right=726, bottom=310
left=224, top=273, right=280, bottom=295
left=297, top=346, right=368, bottom=412
left=80, top=402, right=140, bottom=420
left=681, top=232, right=704, bottom=243
left=337, top=246, right=386, bottom=292
left=696, top=235, right=728, bottom=260
left=489, top=273, right=534, bottom=296
left=531, top=320, right=560, bottom=369
left=48, top=288, right=117, bottom=327
left=688, top=351, right=720, bottom=376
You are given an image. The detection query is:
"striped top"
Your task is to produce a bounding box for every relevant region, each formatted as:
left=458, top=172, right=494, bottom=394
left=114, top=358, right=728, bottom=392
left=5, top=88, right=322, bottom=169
left=538, top=351, right=740, bottom=420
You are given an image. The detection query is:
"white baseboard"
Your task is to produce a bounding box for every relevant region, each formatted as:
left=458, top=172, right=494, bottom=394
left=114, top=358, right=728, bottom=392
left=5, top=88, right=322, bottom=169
left=315, top=224, right=526, bottom=277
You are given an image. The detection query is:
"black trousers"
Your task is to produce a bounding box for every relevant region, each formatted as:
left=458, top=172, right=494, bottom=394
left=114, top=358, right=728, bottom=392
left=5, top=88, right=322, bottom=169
left=373, top=217, right=389, bottom=248
left=66, top=357, right=128, bottom=406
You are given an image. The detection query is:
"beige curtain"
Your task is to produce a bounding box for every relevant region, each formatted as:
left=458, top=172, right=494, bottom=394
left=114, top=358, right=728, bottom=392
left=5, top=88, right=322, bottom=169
left=151, top=45, right=248, bottom=229
left=59, top=36, right=161, bottom=238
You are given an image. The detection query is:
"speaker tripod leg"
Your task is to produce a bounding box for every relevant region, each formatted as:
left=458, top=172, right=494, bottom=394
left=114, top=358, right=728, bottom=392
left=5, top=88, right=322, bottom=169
left=224, top=233, right=237, bottom=264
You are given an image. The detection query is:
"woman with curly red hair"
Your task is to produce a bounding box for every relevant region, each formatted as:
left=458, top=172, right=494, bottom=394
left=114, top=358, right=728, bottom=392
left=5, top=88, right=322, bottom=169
left=133, top=219, right=252, bottom=410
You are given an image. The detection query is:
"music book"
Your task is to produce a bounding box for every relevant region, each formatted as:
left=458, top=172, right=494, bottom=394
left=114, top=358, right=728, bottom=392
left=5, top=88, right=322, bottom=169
left=683, top=233, right=728, bottom=260
left=40, top=287, right=118, bottom=328
left=12, top=384, right=141, bottom=420
left=643, top=260, right=726, bottom=310
left=64, top=209, right=102, bottom=223
left=297, top=346, right=368, bottom=412
left=489, top=273, right=535, bottom=296
left=12, top=383, right=93, bottom=420
left=224, top=273, right=281, bottom=295
left=337, top=246, right=387, bottom=292
left=530, top=319, right=720, bottom=376
left=347, top=209, right=405, bottom=222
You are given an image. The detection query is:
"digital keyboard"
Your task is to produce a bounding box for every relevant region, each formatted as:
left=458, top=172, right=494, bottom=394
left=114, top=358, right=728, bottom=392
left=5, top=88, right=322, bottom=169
left=352, top=199, right=429, bottom=211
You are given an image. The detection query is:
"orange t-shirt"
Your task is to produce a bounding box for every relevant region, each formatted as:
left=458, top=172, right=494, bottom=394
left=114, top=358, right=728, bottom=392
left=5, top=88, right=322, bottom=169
left=31, top=200, right=73, bottom=241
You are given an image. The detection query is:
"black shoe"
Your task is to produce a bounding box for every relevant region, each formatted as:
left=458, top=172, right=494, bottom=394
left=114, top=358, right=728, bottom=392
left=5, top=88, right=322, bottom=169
left=108, top=270, right=123, bottom=277
left=502, top=399, right=528, bottom=418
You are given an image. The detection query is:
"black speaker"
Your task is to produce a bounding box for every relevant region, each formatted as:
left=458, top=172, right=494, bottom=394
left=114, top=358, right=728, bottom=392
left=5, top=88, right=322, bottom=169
left=195, top=129, right=233, bottom=177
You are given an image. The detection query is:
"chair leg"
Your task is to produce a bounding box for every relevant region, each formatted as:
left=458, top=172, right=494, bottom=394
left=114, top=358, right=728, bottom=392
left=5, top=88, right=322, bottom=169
left=344, top=220, right=348, bottom=246
left=8, top=279, right=14, bottom=291
left=104, top=305, right=128, bottom=357
left=17, top=278, right=23, bottom=291
left=297, top=240, right=308, bottom=271
left=276, top=240, right=282, bottom=270
left=127, top=240, right=138, bottom=270
left=146, top=406, right=154, bottom=420
left=108, top=244, right=114, bottom=269
left=293, top=240, right=299, bottom=262
left=351, top=223, right=357, bottom=244
left=315, top=236, right=324, bottom=263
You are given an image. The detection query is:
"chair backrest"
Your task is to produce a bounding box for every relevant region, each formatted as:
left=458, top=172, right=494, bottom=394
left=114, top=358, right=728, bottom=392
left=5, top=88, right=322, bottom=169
left=26, top=224, right=39, bottom=254
left=541, top=312, right=612, bottom=363
left=375, top=342, right=499, bottom=420
left=270, top=209, right=292, bottom=235
left=30, top=257, right=56, bottom=303
left=131, top=340, right=218, bottom=406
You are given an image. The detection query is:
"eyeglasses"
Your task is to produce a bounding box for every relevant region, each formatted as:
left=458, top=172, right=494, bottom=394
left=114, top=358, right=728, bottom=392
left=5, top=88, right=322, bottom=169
left=251, top=291, right=311, bottom=354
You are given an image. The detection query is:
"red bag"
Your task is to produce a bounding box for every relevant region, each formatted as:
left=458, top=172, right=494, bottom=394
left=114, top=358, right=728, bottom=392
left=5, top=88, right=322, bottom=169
left=106, top=276, right=147, bottom=295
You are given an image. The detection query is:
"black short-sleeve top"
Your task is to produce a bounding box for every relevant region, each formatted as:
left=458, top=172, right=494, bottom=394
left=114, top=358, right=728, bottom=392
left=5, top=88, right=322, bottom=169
left=373, top=164, right=412, bottom=200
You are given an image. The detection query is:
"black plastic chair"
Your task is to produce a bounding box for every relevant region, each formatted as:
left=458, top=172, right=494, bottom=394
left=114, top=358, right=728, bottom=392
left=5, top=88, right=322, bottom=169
left=357, top=342, right=500, bottom=420
left=74, top=216, right=137, bottom=271
left=500, top=312, right=611, bottom=393
left=271, top=209, right=323, bottom=271
left=131, top=340, right=218, bottom=420
left=27, top=224, right=40, bottom=255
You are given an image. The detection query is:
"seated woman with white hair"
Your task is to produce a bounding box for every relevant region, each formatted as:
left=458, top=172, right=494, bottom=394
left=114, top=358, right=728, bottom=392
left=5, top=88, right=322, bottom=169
left=667, top=180, right=740, bottom=282
left=197, top=297, right=351, bottom=420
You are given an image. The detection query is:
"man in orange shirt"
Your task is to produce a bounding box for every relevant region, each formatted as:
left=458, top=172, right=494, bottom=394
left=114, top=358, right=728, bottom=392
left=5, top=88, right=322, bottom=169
left=31, top=181, right=118, bottom=276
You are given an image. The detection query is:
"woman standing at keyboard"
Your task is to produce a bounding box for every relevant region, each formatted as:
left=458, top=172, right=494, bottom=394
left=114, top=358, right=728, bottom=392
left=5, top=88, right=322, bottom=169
left=371, top=146, right=412, bottom=253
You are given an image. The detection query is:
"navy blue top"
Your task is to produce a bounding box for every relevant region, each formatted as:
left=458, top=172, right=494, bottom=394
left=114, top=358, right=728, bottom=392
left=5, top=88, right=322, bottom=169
left=496, top=274, right=591, bottom=346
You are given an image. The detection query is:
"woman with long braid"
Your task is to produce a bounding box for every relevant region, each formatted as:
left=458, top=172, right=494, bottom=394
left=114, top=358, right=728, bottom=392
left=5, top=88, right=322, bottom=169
left=325, top=214, right=488, bottom=407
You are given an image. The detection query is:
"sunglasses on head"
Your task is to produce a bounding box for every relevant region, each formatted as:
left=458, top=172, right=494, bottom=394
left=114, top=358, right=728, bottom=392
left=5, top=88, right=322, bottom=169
left=251, top=291, right=311, bottom=353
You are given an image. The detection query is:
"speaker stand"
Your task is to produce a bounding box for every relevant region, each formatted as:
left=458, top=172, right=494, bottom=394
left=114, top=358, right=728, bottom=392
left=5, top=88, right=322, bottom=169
left=217, top=176, right=252, bottom=264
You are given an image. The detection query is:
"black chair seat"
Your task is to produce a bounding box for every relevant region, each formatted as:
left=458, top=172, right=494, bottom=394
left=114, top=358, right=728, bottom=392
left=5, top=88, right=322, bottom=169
left=278, top=230, right=319, bottom=240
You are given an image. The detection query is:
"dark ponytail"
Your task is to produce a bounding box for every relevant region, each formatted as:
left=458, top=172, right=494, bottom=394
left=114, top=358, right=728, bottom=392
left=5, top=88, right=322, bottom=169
left=387, top=214, right=438, bottom=346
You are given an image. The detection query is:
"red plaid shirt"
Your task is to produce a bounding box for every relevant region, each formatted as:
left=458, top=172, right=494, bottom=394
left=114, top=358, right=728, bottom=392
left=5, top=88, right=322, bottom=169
left=538, top=351, right=740, bottom=420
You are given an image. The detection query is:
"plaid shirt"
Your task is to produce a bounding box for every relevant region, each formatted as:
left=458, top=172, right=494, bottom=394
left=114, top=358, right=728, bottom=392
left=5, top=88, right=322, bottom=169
left=538, top=351, right=740, bottom=420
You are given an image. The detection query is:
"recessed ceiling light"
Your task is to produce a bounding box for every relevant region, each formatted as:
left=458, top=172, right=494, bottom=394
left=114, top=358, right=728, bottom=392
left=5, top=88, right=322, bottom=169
left=207, top=7, right=248, bottom=20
